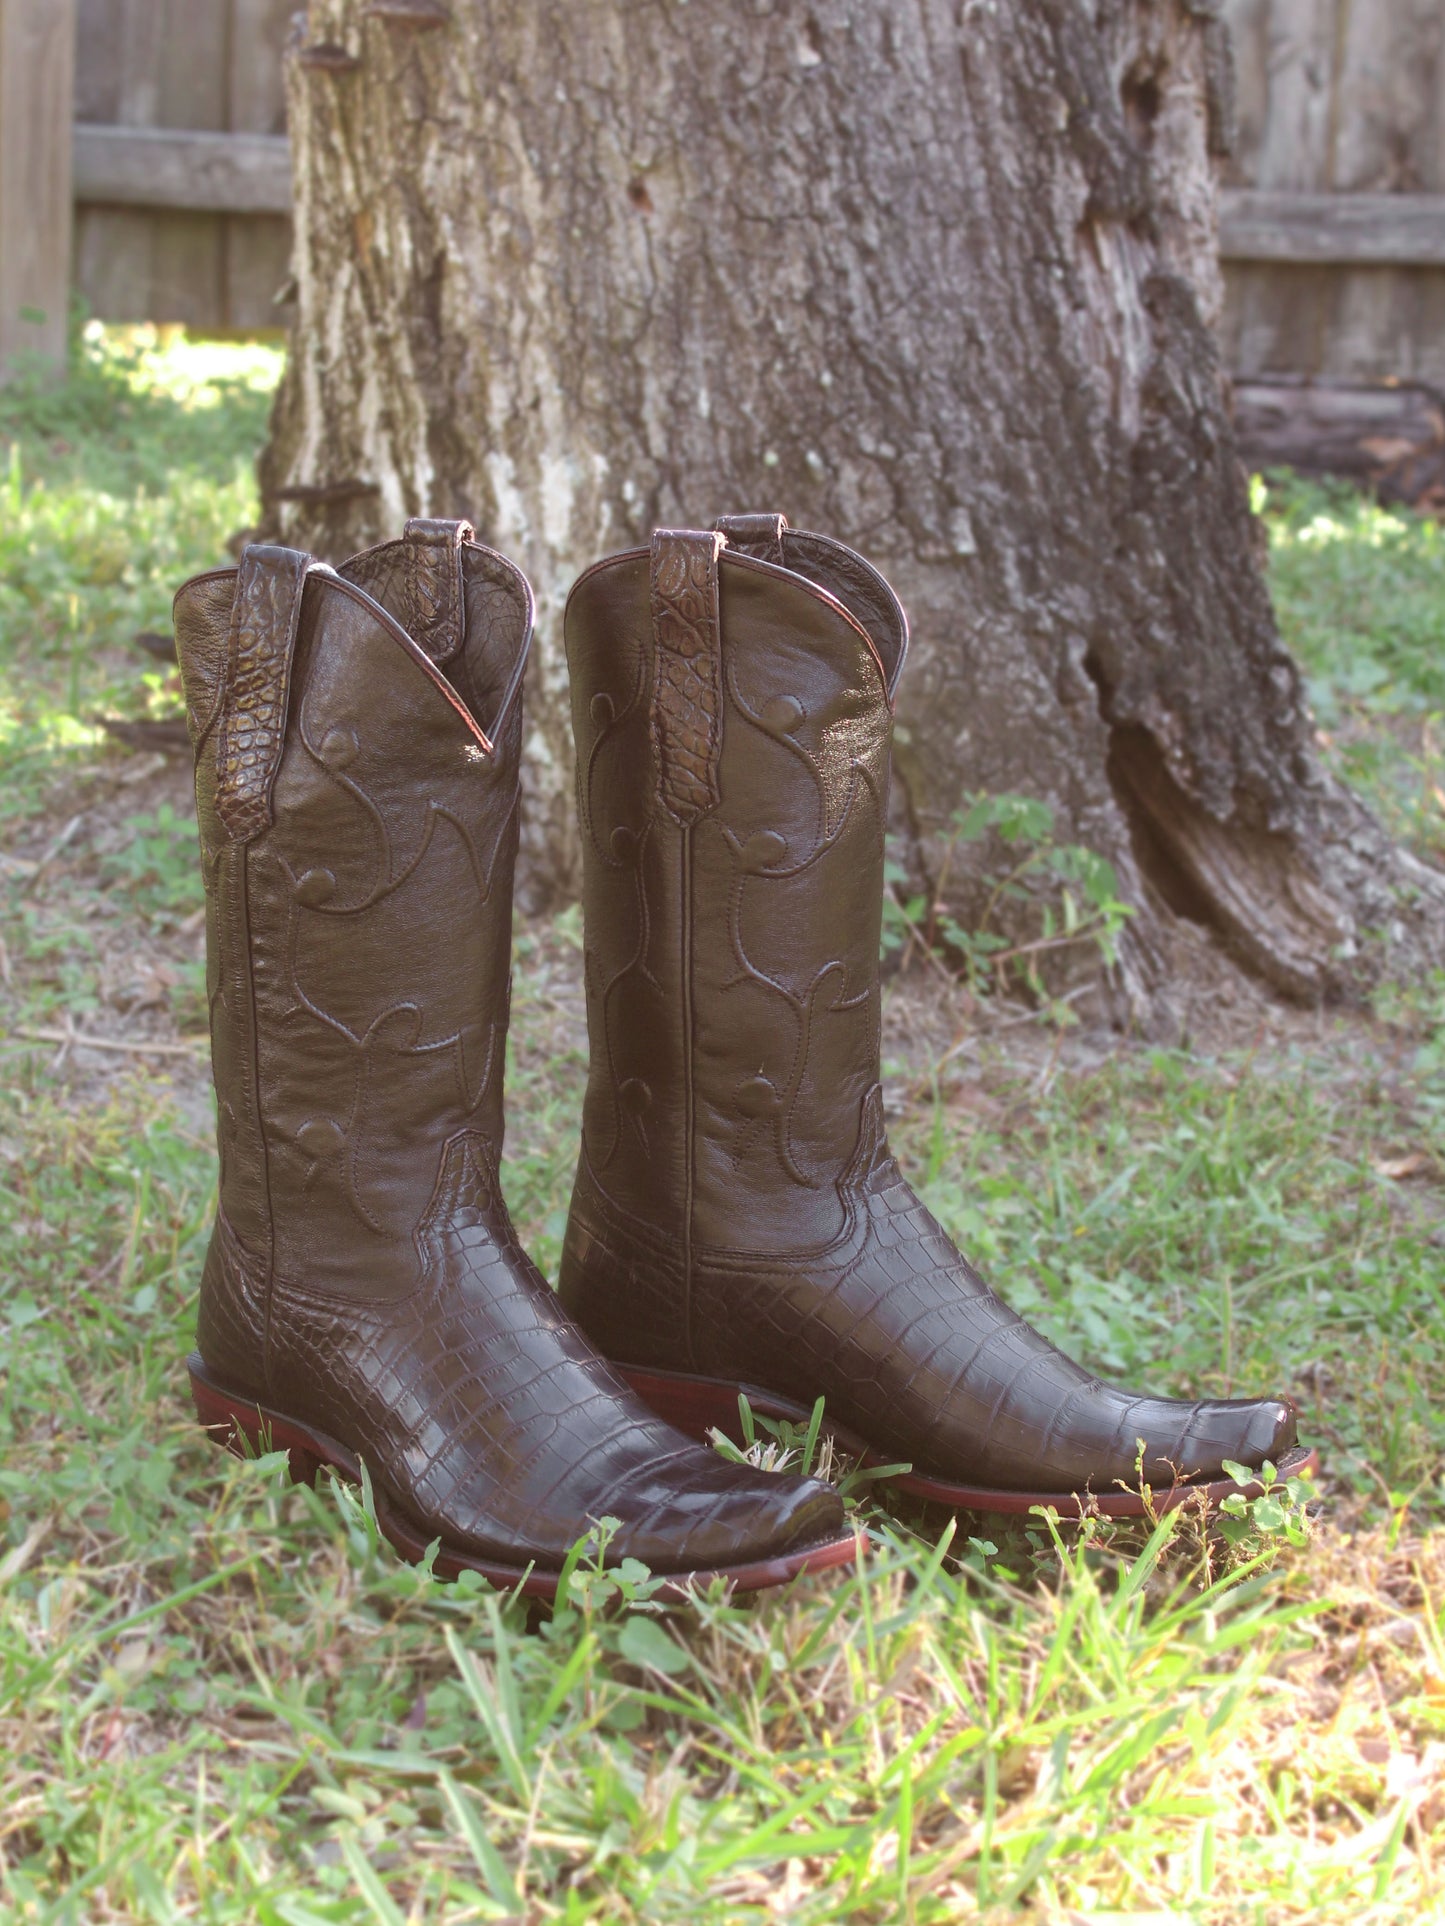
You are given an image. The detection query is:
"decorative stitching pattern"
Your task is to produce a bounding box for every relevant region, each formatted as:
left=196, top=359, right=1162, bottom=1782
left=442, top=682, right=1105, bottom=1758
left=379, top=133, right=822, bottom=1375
left=252, top=585, right=518, bottom=1268
left=650, top=529, right=725, bottom=824
left=780, top=530, right=908, bottom=695
left=214, top=546, right=311, bottom=845
left=568, top=546, right=887, bottom=1251
left=708, top=651, right=885, bottom=1201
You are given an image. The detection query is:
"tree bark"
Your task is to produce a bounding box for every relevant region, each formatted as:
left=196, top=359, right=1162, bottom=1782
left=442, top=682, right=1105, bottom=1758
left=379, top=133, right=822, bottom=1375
left=260, top=0, right=1445, bottom=1022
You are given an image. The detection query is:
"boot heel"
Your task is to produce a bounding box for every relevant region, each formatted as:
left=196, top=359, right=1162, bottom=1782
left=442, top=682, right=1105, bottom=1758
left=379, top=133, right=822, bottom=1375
left=187, top=1352, right=336, bottom=1484
left=188, top=1352, right=268, bottom=1460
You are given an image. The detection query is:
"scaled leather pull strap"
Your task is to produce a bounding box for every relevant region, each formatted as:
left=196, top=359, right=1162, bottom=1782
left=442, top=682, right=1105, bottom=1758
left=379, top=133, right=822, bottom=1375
left=214, top=544, right=312, bottom=845
left=402, top=517, right=474, bottom=664
left=650, top=528, right=726, bottom=824
left=714, top=512, right=789, bottom=567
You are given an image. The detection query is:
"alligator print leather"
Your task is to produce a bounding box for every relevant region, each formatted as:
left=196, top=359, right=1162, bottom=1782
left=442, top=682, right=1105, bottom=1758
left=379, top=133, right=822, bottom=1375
left=173, top=523, right=852, bottom=1593
left=649, top=528, right=726, bottom=823
left=559, top=516, right=1309, bottom=1512
left=212, top=544, right=310, bottom=844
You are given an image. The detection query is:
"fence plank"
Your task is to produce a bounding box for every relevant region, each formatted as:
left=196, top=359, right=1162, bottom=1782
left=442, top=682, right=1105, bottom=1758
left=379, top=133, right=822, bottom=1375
left=55, top=0, right=1445, bottom=369
left=90, top=140, right=1445, bottom=268
left=73, top=0, right=169, bottom=326
left=1250, top=0, right=1342, bottom=191
left=225, top=0, right=296, bottom=329
left=1222, top=0, right=1342, bottom=381
left=1220, top=190, right=1445, bottom=264
left=149, top=0, right=228, bottom=334
left=1220, top=0, right=1445, bottom=384
left=73, top=0, right=292, bottom=330
left=73, top=0, right=163, bottom=123
left=228, top=0, right=292, bottom=135
left=74, top=127, right=292, bottom=213
left=0, top=0, right=77, bottom=375
left=1331, top=0, right=1444, bottom=192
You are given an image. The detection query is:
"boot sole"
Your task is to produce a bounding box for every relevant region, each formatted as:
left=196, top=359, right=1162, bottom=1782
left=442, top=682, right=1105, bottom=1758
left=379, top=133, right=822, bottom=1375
left=187, top=1353, right=863, bottom=1599
left=619, top=1365, right=1321, bottom=1520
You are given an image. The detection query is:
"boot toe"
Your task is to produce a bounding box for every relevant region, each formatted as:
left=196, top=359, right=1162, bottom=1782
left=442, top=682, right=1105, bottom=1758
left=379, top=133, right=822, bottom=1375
left=1155, top=1392, right=1298, bottom=1483
left=979, top=1383, right=1303, bottom=1493
left=608, top=1449, right=848, bottom=1575
left=1202, top=1394, right=1297, bottom=1471
left=750, top=1470, right=849, bottom=1557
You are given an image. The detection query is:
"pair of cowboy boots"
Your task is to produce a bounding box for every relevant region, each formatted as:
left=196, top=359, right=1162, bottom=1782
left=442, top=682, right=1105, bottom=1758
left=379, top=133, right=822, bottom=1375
left=175, top=514, right=1308, bottom=1598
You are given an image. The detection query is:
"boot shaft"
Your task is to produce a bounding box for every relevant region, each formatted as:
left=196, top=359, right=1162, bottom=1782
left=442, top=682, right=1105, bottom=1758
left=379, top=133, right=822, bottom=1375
left=174, top=522, right=532, bottom=1304
left=565, top=517, right=907, bottom=1259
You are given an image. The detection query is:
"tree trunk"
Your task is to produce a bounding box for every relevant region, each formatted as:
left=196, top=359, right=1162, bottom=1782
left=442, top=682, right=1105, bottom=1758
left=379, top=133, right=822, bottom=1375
left=260, top=0, right=1445, bottom=1024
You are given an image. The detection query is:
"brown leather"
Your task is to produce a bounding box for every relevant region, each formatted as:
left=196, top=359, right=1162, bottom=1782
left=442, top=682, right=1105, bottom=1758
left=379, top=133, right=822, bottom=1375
left=558, top=521, right=1300, bottom=1496
left=174, top=523, right=845, bottom=1575
left=714, top=512, right=787, bottom=568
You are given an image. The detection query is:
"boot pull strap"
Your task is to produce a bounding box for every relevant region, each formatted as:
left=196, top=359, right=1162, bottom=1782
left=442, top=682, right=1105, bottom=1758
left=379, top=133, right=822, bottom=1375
left=215, top=544, right=313, bottom=845
left=402, top=516, right=474, bottom=665
left=713, top=512, right=788, bottom=566
left=650, top=527, right=725, bottom=825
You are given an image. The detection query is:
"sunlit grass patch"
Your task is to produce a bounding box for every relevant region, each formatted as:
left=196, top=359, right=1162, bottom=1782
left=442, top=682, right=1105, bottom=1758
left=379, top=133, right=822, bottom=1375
left=0, top=320, right=282, bottom=494
left=75, top=319, right=284, bottom=402
left=0, top=329, right=274, bottom=832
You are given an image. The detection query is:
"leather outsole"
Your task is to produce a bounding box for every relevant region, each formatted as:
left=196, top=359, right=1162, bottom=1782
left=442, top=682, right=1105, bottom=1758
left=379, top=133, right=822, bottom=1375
left=620, top=1364, right=1322, bottom=1521
left=187, top=1353, right=864, bottom=1598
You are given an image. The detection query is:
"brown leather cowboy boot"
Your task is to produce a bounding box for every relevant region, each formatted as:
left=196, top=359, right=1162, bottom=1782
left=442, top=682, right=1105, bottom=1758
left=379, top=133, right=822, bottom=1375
left=173, top=519, right=855, bottom=1595
left=557, top=514, right=1315, bottom=1517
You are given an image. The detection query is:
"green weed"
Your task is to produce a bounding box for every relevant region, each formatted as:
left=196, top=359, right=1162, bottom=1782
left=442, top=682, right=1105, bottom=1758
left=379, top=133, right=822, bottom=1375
left=884, top=793, right=1133, bottom=1019
left=100, top=804, right=205, bottom=928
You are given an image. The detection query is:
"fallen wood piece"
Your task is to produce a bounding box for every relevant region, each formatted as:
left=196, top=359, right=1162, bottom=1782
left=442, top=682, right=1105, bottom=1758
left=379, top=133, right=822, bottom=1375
left=1232, top=375, right=1445, bottom=511
left=99, top=717, right=191, bottom=756
left=13, top=1027, right=207, bottom=1059
left=23, top=814, right=85, bottom=893
left=133, top=630, right=177, bottom=663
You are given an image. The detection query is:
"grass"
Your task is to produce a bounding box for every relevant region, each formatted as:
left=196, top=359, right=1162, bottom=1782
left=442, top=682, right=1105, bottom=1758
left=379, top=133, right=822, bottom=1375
left=0, top=325, right=274, bottom=837
left=1, top=329, right=1443, bottom=1921
left=1256, top=469, right=1445, bottom=866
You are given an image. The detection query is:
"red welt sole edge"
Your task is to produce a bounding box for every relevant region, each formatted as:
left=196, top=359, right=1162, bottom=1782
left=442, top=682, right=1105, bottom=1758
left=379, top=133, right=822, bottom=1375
left=620, top=1364, right=1322, bottom=1521
left=186, top=1352, right=863, bottom=1599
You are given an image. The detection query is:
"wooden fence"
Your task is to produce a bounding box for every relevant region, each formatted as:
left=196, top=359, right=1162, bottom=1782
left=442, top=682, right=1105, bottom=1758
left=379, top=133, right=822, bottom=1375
left=1223, top=0, right=1445, bottom=387
left=0, top=0, right=292, bottom=372
left=71, top=0, right=294, bottom=337
left=1, top=0, right=1443, bottom=385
